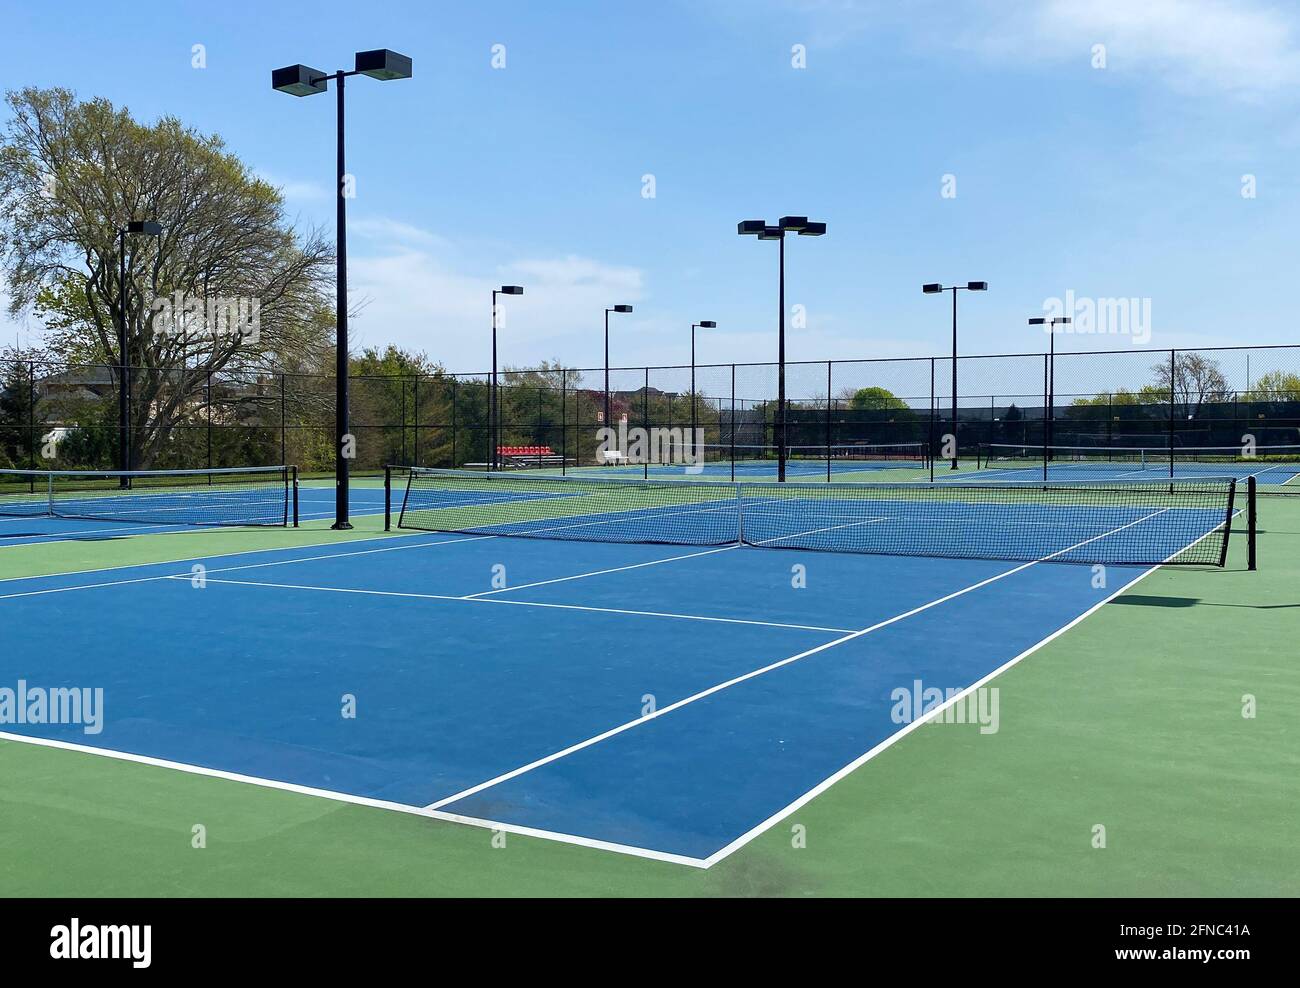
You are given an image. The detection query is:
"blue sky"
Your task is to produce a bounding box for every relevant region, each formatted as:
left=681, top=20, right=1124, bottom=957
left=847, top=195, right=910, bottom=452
left=3, top=0, right=1299, bottom=375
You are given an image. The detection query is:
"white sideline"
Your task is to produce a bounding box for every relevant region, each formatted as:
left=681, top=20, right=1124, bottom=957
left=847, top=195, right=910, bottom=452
left=0, top=730, right=708, bottom=869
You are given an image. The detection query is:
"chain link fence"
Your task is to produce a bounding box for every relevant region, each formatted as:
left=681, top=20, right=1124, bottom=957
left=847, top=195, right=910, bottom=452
left=3, top=344, right=1297, bottom=491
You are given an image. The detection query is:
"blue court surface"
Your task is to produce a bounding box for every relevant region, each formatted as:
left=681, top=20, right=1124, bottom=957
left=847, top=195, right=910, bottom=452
left=0, top=521, right=1165, bottom=866
left=0, top=482, right=386, bottom=548
left=947, top=460, right=1300, bottom=487
left=564, top=457, right=925, bottom=480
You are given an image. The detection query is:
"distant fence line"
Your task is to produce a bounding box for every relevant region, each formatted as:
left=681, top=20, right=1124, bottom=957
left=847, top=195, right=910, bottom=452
left=1, top=343, right=1297, bottom=474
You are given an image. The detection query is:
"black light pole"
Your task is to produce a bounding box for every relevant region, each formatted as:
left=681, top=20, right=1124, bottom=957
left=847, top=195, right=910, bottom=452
left=923, top=281, right=987, bottom=469
left=1029, top=316, right=1071, bottom=453
left=273, top=49, right=412, bottom=529
left=491, top=286, right=524, bottom=470
left=690, top=320, right=716, bottom=457
left=116, top=220, right=163, bottom=486
left=738, top=217, right=826, bottom=481
left=604, top=305, right=633, bottom=436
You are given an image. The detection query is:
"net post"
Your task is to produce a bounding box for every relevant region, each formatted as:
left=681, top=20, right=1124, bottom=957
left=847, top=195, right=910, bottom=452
left=291, top=465, right=299, bottom=527
left=735, top=481, right=744, bottom=545
left=1246, top=476, right=1256, bottom=569
left=384, top=465, right=392, bottom=532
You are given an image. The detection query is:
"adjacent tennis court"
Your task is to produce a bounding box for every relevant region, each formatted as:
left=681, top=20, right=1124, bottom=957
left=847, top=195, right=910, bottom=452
left=0, top=466, right=1254, bottom=866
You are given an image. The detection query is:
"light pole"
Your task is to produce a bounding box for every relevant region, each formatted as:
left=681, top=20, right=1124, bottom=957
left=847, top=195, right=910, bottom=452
left=1029, top=316, right=1071, bottom=454
left=273, top=49, right=412, bottom=529
left=922, top=281, right=987, bottom=469
left=738, top=216, right=826, bottom=481
left=690, top=320, right=716, bottom=459
left=604, top=304, right=633, bottom=439
left=491, top=286, right=524, bottom=470
left=116, top=220, right=163, bottom=486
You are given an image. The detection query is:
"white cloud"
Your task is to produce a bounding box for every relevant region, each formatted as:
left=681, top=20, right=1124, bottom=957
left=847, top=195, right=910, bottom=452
left=346, top=233, right=647, bottom=373
left=253, top=169, right=331, bottom=201
left=976, top=0, right=1300, bottom=96
left=750, top=0, right=1300, bottom=97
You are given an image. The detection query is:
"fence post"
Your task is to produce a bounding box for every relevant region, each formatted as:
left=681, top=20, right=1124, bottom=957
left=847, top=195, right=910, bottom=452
left=451, top=377, right=458, bottom=468
left=28, top=360, right=36, bottom=470
left=280, top=373, right=287, bottom=468
left=928, top=358, right=935, bottom=483
left=825, top=361, right=832, bottom=482
left=206, top=370, right=213, bottom=473
left=643, top=367, right=649, bottom=480
left=730, top=364, right=736, bottom=482
left=1169, top=349, right=1177, bottom=476
left=413, top=376, right=420, bottom=467
left=1042, top=355, right=1049, bottom=480
left=561, top=369, right=567, bottom=476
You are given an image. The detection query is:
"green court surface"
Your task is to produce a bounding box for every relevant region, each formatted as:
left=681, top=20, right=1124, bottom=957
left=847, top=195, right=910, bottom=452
left=1, top=490, right=1296, bottom=897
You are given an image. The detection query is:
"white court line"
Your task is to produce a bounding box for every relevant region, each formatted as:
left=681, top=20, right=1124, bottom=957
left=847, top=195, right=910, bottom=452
left=167, top=575, right=857, bottom=633
left=423, top=506, right=1174, bottom=814
left=464, top=544, right=739, bottom=598
left=0, top=730, right=707, bottom=869
left=0, top=508, right=382, bottom=549
left=0, top=532, right=490, bottom=597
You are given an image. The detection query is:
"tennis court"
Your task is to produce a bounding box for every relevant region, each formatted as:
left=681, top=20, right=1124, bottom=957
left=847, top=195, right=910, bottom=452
left=0, top=466, right=1251, bottom=866
left=959, top=444, right=1300, bottom=491
left=0, top=467, right=386, bottom=548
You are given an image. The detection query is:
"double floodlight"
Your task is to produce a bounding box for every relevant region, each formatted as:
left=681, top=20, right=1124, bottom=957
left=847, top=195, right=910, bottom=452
left=924, top=281, right=988, bottom=294
left=1028, top=316, right=1071, bottom=326
left=272, top=49, right=412, bottom=97
left=737, top=216, right=827, bottom=239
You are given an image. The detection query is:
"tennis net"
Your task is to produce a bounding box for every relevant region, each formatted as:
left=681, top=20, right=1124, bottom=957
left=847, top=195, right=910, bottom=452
left=633, top=442, right=928, bottom=477
left=386, top=466, right=1241, bottom=565
left=0, top=465, right=298, bottom=527
left=978, top=443, right=1300, bottom=493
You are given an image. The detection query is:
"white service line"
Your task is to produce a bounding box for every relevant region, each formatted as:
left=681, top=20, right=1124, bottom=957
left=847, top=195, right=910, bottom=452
left=463, top=543, right=739, bottom=597
left=169, top=575, right=856, bottom=633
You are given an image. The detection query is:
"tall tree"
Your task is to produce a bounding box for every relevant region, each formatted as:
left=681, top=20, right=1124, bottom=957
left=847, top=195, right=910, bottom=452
left=1149, top=353, right=1230, bottom=417
left=0, top=87, right=335, bottom=469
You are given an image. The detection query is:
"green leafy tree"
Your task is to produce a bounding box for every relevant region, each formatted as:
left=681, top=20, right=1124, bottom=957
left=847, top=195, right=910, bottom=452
left=1243, top=370, right=1300, bottom=401
left=0, top=88, right=335, bottom=469
left=848, top=386, right=909, bottom=411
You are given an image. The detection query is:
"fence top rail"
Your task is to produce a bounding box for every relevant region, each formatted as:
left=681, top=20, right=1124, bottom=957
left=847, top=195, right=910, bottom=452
left=6, top=341, right=1299, bottom=385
